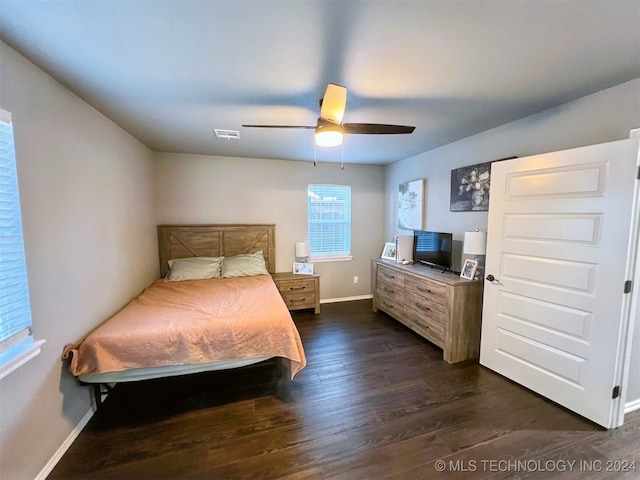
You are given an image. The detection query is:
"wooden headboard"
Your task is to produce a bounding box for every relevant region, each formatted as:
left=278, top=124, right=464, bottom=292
left=157, top=224, right=276, bottom=277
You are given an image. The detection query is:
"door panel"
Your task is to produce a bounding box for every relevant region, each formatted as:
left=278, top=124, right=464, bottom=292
left=503, top=213, right=602, bottom=244
left=481, top=138, right=639, bottom=428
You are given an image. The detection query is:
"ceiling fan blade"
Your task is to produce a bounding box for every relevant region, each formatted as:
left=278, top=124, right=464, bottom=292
left=343, top=123, right=415, bottom=135
left=319, top=84, right=347, bottom=124
left=241, top=124, right=315, bottom=129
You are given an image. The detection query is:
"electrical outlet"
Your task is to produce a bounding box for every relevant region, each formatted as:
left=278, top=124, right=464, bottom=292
left=353, top=276, right=359, bottom=284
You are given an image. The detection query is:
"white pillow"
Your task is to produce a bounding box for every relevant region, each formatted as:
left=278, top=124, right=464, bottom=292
left=165, top=256, right=223, bottom=282
left=221, top=251, right=269, bottom=278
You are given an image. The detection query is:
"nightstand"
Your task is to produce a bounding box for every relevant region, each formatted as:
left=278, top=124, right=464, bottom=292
left=271, top=272, right=320, bottom=314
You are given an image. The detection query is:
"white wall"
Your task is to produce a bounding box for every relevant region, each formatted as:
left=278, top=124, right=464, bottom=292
left=154, top=153, right=385, bottom=300
left=0, top=42, right=159, bottom=480
left=385, top=78, right=640, bottom=408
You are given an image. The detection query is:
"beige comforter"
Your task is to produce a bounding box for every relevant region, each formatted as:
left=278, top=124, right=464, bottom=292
left=62, top=274, right=306, bottom=379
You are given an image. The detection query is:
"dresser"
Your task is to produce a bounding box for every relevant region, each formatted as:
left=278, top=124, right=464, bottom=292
left=372, top=259, right=483, bottom=363
left=272, top=272, right=320, bottom=314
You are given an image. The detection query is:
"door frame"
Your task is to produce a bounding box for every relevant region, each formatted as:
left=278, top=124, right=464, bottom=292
left=617, top=145, right=640, bottom=425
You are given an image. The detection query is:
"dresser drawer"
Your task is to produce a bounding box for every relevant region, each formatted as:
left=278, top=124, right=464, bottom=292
left=404, top=275, right=447, bottom=305
left=403, top=299, right=445, bottom=347
left=377, top=266, right=404, bottom=290
left=399, top=308, right=444, bottom=347
left=375, top=292, right=404, bottom=317
left=376, top=279, right=403, bottom=303
left=404, top=292, right=446, bottom=323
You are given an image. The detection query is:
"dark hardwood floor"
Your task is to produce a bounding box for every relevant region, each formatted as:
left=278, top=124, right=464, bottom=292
left=49, top=300, right=640, bottom=479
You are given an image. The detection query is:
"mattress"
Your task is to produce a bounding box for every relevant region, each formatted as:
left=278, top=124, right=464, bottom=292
left=63, top=274, right=306, bottom=381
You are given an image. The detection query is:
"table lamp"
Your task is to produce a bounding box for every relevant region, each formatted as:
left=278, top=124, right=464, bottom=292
left=463, top=230, right=487, bottom=279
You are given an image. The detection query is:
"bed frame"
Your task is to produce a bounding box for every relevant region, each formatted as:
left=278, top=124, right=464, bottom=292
left=88, top=224, right=293, bottom=408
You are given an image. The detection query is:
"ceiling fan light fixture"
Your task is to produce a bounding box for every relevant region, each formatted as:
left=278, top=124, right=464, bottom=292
left=315, top=123, right=344, bottom=148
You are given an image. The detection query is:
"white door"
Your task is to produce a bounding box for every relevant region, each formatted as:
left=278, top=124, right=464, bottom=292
left=480, top=138, right=640, bottom=428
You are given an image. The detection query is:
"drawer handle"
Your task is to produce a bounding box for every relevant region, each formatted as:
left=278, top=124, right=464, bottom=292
left=415, top=303, right=430, bottom=311
left=416, top=286, right=431, bottom=293
left=290, top=298, right=306, bottom=303
left=289, top=286, right=307, bottom=291
left=382, top=301, right=394, bottom=309
left=383, top=287, right=395, bottom=294
left=384, top=273, right=396, bottom=279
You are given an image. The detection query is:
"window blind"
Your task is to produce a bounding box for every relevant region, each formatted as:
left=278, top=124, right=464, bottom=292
left=307, top=184, right=351, bottom=259
left=0, top=110, right=34, bottom=355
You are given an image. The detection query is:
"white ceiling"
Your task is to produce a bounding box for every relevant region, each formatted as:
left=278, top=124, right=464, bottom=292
left=1, top=0, right=638, bottom=165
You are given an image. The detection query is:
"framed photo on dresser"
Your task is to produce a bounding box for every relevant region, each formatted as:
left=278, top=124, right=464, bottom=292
left=381, top=242, right=397, bottom=260
left=460, top=259, right=478, bottom=280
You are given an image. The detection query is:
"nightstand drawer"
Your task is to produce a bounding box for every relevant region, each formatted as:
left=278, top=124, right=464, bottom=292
left=281, top=290, right=316, bottom=310
left=277, top=278, right=316, bottom=295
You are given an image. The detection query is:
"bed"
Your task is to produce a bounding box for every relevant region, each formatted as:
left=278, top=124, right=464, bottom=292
left=62, top=224, right=306, bottom=405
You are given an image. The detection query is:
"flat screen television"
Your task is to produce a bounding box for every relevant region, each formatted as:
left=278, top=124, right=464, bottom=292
left=413, top=230, right=453, bottom=272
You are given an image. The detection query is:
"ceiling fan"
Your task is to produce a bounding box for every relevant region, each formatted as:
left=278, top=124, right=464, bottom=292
left=242, top=84, right=415, bottom=147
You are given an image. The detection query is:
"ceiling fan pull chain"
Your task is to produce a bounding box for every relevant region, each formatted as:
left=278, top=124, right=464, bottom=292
left=341, top=144, right=344, bottom=170
left=313, top=142, right=317, bottom=166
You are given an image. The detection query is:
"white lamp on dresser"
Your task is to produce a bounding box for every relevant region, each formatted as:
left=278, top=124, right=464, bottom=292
left=463, top=230, right=487, bottom=280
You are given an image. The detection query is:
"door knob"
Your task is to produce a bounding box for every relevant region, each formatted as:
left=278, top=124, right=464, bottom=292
left=486, top=274, right=504, bottom=286
left=486, top=274, right=495, bottom=281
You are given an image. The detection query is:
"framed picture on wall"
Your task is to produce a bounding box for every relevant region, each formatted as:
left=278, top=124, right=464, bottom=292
left=450, top=162, right=492, bottom=212
left=398, top=178, right=425, bottom=229
left=450, top=157, right=517, bottom=212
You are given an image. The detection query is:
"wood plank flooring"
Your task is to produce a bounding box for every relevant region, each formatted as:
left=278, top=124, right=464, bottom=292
left=49, top=300, right=640, bottom=479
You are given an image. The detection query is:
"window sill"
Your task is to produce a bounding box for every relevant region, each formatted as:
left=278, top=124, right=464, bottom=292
left=309, top=255, right=353, bottom=263
left=0, top=337, right=46, bottom=381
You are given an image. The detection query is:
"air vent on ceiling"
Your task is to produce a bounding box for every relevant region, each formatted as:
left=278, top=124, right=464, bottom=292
left=213, top=129, right=240, bottom=140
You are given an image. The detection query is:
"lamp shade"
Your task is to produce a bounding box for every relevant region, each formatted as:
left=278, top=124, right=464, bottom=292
left=295, top=240, right=310, bottom=258
left=463, top=231, right=487, bottom=256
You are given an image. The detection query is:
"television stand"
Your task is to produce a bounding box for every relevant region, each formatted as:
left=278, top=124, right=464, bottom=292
left=372, top=258, right=483, bottom=363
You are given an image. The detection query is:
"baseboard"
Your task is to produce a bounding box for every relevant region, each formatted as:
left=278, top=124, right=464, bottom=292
left=625, top=397, right=640, bottom=414
left=35, top=406, right=95, bottom=480
left=321, top=294, right=373, bottom=304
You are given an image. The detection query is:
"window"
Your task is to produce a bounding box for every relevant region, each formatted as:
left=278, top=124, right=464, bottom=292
left=307, top=184, right=351, bottom=260
left=0, top=109, right=44, bottom=380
